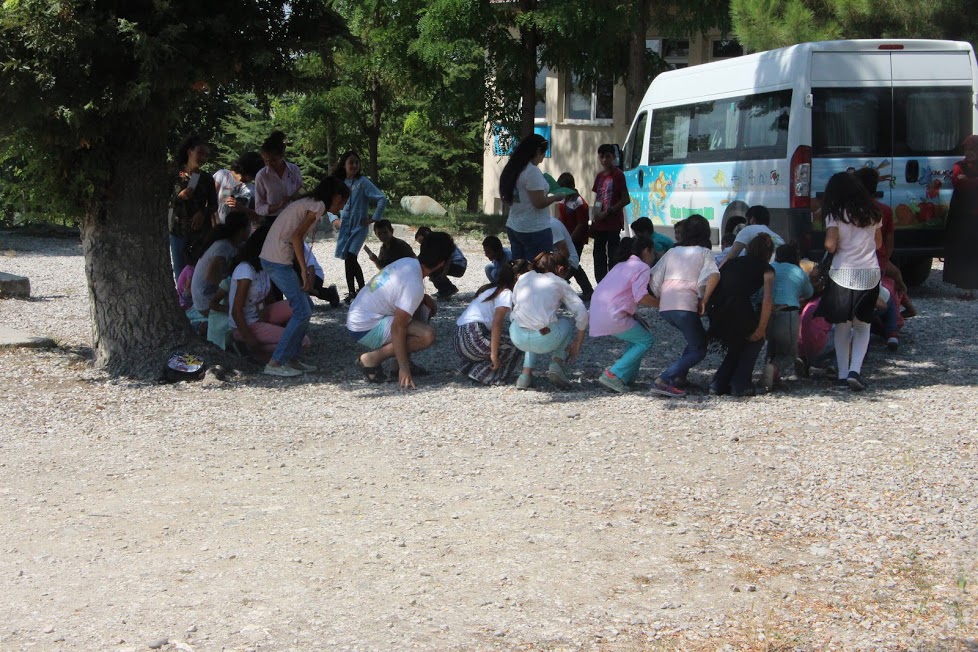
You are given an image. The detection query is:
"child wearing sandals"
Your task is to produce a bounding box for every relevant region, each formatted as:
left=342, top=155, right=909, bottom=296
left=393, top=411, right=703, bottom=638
left=347, top=231, right=456, bottom=389
left=454, top=261, right=527, bottom=385
left=649, top=214, right=720, bottom=397
left=589, top=236, right=659, bottom=393
left=509, top=252, right=589, bottom=390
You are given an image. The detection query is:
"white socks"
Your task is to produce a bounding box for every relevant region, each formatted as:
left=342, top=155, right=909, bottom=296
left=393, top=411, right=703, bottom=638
left=834, top=319, right=871, bottom=379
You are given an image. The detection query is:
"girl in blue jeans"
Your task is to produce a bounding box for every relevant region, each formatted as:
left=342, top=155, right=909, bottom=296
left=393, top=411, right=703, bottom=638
left=257, top=177, right=350, bottom=377
left=588, top=236, right=658, bottom=393
left=509, top=252, right=589, bottom=390
left=649, top=215, right=720, bottom=397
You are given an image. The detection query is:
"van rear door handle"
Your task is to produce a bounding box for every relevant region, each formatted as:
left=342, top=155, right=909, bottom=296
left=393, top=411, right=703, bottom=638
left=905, top=160, right=919, bottom=183
left=638, top=169, right=645, bottom=188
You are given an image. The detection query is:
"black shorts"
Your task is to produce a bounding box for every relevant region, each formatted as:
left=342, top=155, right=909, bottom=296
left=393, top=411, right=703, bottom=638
left=816, top=278, right=879, bottom=324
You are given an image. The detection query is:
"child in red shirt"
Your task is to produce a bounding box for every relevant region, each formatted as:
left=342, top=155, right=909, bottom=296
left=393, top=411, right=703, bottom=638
left=591, top=144, right=631, bottom=282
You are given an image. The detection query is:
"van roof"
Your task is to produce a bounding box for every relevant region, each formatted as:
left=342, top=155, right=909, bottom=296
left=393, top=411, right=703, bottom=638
left=643, top=39, right=975, bottom=106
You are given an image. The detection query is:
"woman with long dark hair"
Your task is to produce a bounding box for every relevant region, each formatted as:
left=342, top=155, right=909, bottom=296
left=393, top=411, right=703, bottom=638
left=332, top=150, right=390, bottom=303
left=816, top=171, right=883, bottom=391
left=254, top=131, right=303, bottom=222
left=170, top=134, right=218, bottom=282
left=257, top=176, right=351, bottom=377
left=944, top=135, right=978, bottom=300
left=499, top=134, right=557, bottom=261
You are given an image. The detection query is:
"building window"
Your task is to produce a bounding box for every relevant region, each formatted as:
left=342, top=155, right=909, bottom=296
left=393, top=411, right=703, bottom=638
left=647, top=39, right=690, bottom=70
left=712, top=39, right=744, bottom=59
left=564, top=70, right=614, bottom=122
left=534, top=66, right=548, bottom=121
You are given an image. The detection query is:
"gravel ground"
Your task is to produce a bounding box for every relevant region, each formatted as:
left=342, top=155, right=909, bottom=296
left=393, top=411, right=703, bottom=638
left=1, top=229, right=976, bottom=652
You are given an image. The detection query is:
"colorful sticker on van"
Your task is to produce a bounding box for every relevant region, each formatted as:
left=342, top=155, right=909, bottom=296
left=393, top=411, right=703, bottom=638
left=624, top=160, right=789, bottom=228
left=810, top=158, right=951, bottom=231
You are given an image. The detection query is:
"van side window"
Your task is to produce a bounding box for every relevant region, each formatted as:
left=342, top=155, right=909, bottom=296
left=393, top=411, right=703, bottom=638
left=650, top=89, right=791, bottom=164
left=623, top=112, right=648, bottom=170
left=813, top=88, right=891, bottom=157
left=894, top=87, right=972, bottom=156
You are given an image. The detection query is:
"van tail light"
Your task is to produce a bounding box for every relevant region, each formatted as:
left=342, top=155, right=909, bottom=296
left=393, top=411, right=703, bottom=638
left=878, top=44, right=904, bottom=50
left=791, top=145, right=812, bottom=209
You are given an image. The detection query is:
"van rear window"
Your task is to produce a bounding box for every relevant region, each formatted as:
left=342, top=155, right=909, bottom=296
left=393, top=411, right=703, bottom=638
left=813, top=88, right=891, bottom=158
left=649, top=89, right=791, bottom=164
left=894, top=87, right=972, bottom=156
left=814, top=86, right=973, bottom=158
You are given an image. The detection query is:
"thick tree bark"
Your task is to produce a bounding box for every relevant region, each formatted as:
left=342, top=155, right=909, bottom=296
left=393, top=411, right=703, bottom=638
left=368, top=75, right=382, bottom=181
left=625, top=0, right=650, bottom=125
left=518, top=0, right=538, bottom=138
left=81, top=116, right=192, bottom=378
left=466, top=149, right=483, bottom=212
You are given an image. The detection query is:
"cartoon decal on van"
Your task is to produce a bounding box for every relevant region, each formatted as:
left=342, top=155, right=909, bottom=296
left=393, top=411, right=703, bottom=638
left=811, top=158, right=949, bottom=230
left=632, top=161, right=787, bottom=227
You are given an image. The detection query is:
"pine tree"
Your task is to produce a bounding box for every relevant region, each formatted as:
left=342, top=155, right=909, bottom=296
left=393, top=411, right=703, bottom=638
left=0, top=0, right=346, bottom=378
left=732, top=0, right=978, bottom=52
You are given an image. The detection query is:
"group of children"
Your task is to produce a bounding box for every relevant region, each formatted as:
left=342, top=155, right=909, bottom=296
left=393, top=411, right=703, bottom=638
left=170, top=129, right=914, bottom=392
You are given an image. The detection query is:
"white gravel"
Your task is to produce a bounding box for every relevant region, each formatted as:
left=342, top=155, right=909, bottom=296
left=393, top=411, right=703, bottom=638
left=1, top=229, right=977, bottom=651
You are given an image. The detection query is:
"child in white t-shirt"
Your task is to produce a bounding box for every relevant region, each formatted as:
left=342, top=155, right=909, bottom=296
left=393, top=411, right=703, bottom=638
left=454, top=260, right=526, bottom=385
left=347, top=232, right=458, bottom=388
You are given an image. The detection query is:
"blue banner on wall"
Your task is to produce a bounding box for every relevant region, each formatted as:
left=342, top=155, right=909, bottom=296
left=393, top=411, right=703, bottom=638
left=492, top=125, right=552, bottom=158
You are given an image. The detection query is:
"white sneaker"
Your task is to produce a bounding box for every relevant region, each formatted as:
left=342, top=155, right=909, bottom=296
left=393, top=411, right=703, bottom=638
left=263, top=363, right=303, bottom=377
left=289, top=360, right=317, bottom=372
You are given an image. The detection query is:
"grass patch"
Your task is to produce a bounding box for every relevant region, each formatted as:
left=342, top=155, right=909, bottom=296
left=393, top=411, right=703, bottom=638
left=383, top=207, right=505, bottom=237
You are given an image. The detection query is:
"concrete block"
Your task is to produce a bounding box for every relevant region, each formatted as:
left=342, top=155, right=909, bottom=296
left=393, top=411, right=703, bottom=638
left=0, top=327, right=55, bottom=349
left=0, top=272, right=30, bottom=299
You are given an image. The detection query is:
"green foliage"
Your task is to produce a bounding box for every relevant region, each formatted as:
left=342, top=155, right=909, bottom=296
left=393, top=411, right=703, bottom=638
left=378, top=109, right=483, bottom=208
left=0, top=0, right=347, bottom=218
left=732, top=0, right=978, bottom=51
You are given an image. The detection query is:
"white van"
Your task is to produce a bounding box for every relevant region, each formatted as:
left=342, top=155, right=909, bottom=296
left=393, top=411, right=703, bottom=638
left=619, top=39, right=978, bottom=284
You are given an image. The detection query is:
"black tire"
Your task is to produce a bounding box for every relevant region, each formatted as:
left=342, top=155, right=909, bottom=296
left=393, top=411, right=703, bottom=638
left=898, top=256, right=933, bottom=287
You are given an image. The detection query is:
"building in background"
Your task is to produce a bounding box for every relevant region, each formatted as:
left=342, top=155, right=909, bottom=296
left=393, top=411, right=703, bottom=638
left=482, top=33, right=743, bottom=215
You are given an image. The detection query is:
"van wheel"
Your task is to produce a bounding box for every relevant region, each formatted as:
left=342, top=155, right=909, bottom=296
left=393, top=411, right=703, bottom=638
left=898, top=256, right=932, bottom=287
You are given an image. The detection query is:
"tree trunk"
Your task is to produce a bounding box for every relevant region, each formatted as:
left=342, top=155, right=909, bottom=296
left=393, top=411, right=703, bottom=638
left=368, top=76, right=382, bottom=181
left=625, top=0, right=650, bottom=125
left=466, top=149, right=483, bottom=213
left=326, top=119, right=338, bottom=165
left=81, top=116, right=192, bottom=378
left=518, top=0, right=538, bottom=138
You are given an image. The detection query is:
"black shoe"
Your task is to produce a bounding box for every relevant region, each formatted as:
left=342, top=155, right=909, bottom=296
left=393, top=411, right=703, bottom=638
left=847, top=371, right=866, bottom=392
left=832, top=379, right=849, bottom=392
left=731, top=384, right=757, bottom=398
left=324, top=284, right=340, bottom=308
left=436, top=286, right=459, bottom=300
left=343, top=290, right=358, bottom=305
left=794, top=357, right=810, bottom=379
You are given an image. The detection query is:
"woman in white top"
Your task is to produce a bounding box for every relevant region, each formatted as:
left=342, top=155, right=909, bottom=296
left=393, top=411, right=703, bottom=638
left=256, top=177, right=350, bottom=377
left=499, top=135, right=558, bottom=261
left=454, top=260, right=526, bottom=386
left=254, top=131, right=303, bottom=222
left=815, top=172, right=883, bottom=392
left=509, top=252, right=589, bottom=390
